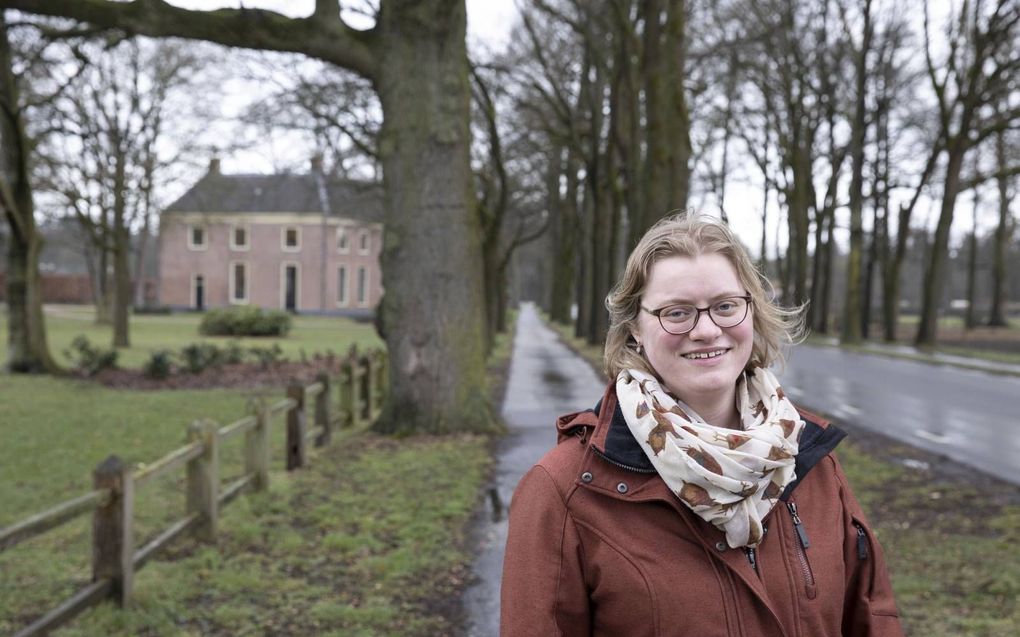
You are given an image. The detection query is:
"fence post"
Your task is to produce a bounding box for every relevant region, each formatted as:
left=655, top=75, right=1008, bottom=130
left=186, top=420, right=219, bottom=542
left=286, top=381, right=307, bottom=470
left=364, top=353, right=376, bottom=421
left=245, top=401, right=270, bottom=492
left=348, top=348, right=363, bottom=429
left=315, top=371, right=331, bottom=447
left=374, top=350, right=387, bottom=418
left=93, top=455, right=134, bottom=606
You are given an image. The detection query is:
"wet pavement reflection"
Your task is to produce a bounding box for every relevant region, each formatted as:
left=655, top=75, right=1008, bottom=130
left=462, top=303, right=604, bottom=637
left=783, top=344, right=1020, bottom=485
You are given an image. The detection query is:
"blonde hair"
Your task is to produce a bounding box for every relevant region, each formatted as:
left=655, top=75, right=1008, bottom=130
left=604, top=213, right=805, bottom=379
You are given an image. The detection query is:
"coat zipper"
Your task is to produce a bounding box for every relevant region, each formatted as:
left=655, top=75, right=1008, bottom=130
left=854, top=522, right=869, bottom=560
left=786, top=501, right=815, bottom=593
left=744, top=546, right=759, bottom=574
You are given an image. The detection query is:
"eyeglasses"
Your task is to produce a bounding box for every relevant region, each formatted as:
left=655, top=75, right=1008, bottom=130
left=641, top=295, right=752, bottom=335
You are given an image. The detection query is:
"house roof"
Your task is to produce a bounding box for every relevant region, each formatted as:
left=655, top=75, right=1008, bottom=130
left=164, top=172, right=384, bottom=223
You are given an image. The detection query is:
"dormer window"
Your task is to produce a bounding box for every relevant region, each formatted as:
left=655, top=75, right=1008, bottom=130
left=282, top=226, right=301, bottom=252
left=188, top=225, right=207, bottom=251
left=336, top=227, right=350, bottom=253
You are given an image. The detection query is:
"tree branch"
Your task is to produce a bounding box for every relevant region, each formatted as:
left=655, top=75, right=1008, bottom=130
left=0, top=0, right=380, bottom=80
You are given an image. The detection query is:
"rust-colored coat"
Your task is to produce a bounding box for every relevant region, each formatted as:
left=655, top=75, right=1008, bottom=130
left=500, top=384, right=904, bottom=637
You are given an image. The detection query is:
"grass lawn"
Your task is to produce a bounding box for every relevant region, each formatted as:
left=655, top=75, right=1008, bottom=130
left=0, top=304, right=383, bottom=369
left=546, top=316, right=1020, bottom=636
left=1, top=313, right=513, bottom=636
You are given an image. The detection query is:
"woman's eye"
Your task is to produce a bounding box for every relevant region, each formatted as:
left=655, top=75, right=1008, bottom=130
left=664, top=307, right=692, bottom=320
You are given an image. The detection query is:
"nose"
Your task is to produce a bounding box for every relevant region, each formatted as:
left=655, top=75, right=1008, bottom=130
left=688, top=310, right=723, bottom=341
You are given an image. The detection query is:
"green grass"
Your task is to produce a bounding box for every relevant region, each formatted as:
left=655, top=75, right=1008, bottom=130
left=0, top=304, right=382, bottom=369
left=546, top=314, right=1020, bottom=636
left=1, top=310, right=513, bottom=636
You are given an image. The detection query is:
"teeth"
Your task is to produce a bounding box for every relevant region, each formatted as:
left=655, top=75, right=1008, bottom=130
left=683, top=350, right=727, bottom=360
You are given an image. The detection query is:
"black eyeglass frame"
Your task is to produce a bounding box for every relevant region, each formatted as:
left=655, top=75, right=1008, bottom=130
left=640, top=294, right=753, bottom=335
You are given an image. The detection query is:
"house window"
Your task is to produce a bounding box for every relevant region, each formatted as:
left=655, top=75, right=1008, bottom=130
left=336, top=228, right=350, bottom=253
left=230, top=261, right=248, bottom=303
left=357, top=266, right=367, bottom=306
left=282, top=226, right=301, bottom=252
left=337, top=266, right=348, bottom=306
left=358, top=230, right=370, bottom=254
left=230, top=225, right=249, bottom=250
left=188, top=225, right=207, bottom=250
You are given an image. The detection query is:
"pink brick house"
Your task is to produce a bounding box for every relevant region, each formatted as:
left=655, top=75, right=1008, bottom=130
left=158, top=160, right=383, bottom=315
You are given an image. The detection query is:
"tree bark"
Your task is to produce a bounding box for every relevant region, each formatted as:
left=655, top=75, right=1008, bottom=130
left=372, top=0, right=494, bottom=433
left=988, top=126, right=1012, bottom=327
left=841, top=0, right=872, bottom=344
left=0, top=12, right=58, bottom=373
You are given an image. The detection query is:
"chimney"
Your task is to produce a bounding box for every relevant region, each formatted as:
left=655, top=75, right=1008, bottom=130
left=310, top=154, right=323, bottom=175
left=208, top=157, right=221, bottom=175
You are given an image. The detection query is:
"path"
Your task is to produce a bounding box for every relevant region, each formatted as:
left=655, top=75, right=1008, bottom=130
left=461, top=303, right=604, bottom=637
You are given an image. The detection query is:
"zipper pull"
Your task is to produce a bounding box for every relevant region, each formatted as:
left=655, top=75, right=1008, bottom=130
left=745, top=546, right=758, bottom=574
left=786, top=501, right=810, bottom=549
left=855, top=523, right=869, bottom=560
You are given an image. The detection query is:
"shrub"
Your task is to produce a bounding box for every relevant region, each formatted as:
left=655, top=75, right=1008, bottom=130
left=143, top=350, right=174, bottom=379
left=222, top=339, right=246, bottom=364
left=63, top=335, right=118, bottom=377
left=199, top=306, right=292, bottom=337
left=179, top=343, right=222, bottom=374
left=249, top=344, right=285, bottom=370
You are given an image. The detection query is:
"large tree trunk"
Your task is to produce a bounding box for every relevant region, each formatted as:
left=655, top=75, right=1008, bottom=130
left=549, top=144, right=577, bottom=325
left=916, top=148, right=967, bottom=346
left=112, top=144, right=131, bottom=348
left=637, top=0, right=690, bottom=238
left=0, top=12, right=58, bottom=373
left=841, top=0, right=871, bottom=344
left=988, top=127, right=1012, bottom=327
left=372, top=1, right=495, bottom=434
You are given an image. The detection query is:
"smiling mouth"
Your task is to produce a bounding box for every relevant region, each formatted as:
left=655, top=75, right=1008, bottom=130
left=682, top=349, right=729, bottom=360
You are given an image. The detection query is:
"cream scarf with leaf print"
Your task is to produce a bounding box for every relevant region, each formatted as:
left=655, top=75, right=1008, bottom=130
left=616, top=367, right=804, bottom=548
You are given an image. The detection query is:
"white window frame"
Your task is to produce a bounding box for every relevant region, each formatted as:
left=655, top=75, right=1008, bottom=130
left=336, top=265, right=348, bottom=307
left=281, top=225, right=302, bottom=252
left=358, top=229, right=370, bottom=254
left=279, top=261, right=302, bottom=310
left=191, top=273, right=205, bottom=309
left=229, top=260, right=249, bottom=304
left=356, top=266, right=368, bottom=306
left=230, top=224, right=250, bottom=251
left=187, top=224, right=208, bottom=251
left=336, top=227, right=350, bottom=254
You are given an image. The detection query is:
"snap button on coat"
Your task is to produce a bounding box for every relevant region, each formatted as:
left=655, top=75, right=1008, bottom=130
left=581, top=471, right=593, bottom=483
left=715, top=541, right=728, bottom=552
left=616, top=482, right=628, bottom=494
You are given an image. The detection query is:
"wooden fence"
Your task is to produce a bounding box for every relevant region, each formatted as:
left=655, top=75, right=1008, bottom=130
left=0, top=347, right=387, bottom=637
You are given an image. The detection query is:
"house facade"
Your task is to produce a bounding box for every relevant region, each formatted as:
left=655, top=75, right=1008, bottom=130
left=158, top=160, right=384, bottom=314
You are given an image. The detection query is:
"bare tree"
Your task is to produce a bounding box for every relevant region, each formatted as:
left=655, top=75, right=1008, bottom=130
left=1, top=12, right=90, bottom=372
left=915, top=0, right=1018, bottom=346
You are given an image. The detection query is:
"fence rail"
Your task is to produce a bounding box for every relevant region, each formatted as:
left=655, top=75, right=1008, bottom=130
left=1, top=346, right=387, bottom=637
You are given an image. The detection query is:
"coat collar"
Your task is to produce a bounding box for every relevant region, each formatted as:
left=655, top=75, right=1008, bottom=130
left=558, top=382, right=846, bottom=500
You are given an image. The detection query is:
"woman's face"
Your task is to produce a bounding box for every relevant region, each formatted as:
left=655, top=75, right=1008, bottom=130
left=632, top=253, right=754, bottom=401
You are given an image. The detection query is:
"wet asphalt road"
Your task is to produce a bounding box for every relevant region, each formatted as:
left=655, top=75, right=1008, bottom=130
left=462, top=303, right=604, bottom=637
left=782, top=344, right=1020, bottom=485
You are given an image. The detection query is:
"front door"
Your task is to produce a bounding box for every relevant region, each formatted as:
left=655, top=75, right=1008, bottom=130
left=194, top=275, right=205, bottom=310
left=284, top=265, right=298, bottom=312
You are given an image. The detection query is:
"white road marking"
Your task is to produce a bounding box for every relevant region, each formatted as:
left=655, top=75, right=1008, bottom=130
left=915, top=429, right=952, bottom=445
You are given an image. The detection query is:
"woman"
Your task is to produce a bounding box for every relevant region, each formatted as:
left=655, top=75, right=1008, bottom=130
left=500, top=215, right=903, bottom=636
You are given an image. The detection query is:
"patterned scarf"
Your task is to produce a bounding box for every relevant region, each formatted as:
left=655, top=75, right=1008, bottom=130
left=616, top=367, right=804, bottom=548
